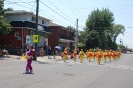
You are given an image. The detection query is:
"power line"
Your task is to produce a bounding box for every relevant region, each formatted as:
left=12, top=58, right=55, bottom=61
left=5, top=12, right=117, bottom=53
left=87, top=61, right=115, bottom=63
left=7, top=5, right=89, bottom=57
left=66, top=0, right=86, bottom=18
left=17, top=0, right=36, bottom=13
left=5, top=1, right=35, bottom=10
left=4, top=1, right=74, bottom=28
left=58, top=0, right=84, bottom=21
left=39, top=0, right=76, bottom=26
left=46, top=0, right=75, bottom=24
left=5, top=0, right=35, bottom=4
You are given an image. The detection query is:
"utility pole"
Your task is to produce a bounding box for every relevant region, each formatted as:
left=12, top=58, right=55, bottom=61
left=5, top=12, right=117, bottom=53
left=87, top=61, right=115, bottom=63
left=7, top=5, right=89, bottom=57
left=33, top=0, right=39, bottom=61
left=75, top=19, right=78, bottom=49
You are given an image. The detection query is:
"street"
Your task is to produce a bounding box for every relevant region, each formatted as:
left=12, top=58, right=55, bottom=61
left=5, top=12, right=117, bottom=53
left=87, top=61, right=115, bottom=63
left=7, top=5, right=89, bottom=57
left=0, top=54, right=133, bottom=88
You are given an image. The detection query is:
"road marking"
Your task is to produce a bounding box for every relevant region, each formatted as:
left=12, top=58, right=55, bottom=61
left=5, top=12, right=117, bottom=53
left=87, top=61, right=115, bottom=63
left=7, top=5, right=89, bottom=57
left=115, top=65, right=126, bottom=68
left=53, top=60, right=133, bottom=71
left=110, top=66, right=115, bottom=67
left=123, top=66, right=132, bottom=69
left=129, top=68, right=133, bottom=70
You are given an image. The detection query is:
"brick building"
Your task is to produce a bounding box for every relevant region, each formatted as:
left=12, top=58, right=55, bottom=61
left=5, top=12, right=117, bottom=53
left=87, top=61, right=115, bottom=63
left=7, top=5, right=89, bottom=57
left=48, top=22, right=75, bottom=51
left=0, top=10, right=51, bottom=54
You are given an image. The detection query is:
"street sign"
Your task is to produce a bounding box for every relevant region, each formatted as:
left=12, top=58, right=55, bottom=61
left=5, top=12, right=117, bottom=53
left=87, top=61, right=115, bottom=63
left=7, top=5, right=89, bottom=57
left=17, top=37, right=22, bottom=40
left=33, top=35, right=39, bottom=43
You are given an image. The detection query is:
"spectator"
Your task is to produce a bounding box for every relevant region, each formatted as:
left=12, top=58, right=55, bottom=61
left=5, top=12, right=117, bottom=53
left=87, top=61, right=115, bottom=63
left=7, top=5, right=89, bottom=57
left=47, top=46, right=52, bottom=59
left=53, top=48, right=57, bottom=59
left=40, top=47, right=44, bottom=57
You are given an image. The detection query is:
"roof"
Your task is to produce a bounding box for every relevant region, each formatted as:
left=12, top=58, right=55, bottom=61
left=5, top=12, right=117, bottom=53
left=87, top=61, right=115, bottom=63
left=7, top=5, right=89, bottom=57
left=49, top=22, right=75, bottom=32
left=49, top=22, right=61, bottom=26
left=5, top=10, right=51, bottom=21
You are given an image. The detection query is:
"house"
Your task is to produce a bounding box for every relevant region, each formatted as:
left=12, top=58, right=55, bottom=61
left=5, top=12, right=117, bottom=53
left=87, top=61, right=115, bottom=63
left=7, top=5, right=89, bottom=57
left=0, top=10, right=51, bottom=54
left=48, top=22, right=75, bottom=51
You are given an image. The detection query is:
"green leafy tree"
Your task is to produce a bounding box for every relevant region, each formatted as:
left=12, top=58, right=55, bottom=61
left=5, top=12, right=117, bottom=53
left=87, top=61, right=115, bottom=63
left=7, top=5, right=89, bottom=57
left=67, top=25, right=75, bottom=30
left=110, top=24, right=125, bottom=42
left=0, top=0, right=12, bottom=34
left=85, top=8, right=114, bottom=49
left=4, top=7, right=13, bottom=11
left=85, top=8, right=125, bottom=50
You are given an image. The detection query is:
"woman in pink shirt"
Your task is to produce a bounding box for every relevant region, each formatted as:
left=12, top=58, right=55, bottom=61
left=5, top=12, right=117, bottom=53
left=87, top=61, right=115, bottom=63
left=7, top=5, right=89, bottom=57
left=25, top=46, right=33, bottom=73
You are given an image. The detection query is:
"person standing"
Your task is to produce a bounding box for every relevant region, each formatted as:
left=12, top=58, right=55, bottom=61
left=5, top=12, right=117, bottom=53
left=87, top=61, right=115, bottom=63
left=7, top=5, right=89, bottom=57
left=47, top=46, right=52, bottom=59
left=25, top=45, right=33, bottom=73
left=40, top=47, right=44, bottom=57
left=53, top=48, right=57, bottom=59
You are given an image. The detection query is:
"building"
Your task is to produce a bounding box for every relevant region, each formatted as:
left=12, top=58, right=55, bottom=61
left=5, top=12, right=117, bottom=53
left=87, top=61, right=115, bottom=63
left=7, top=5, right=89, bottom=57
left=48, top=22, right=75, bottom=51
left=0, top=10, right=51, bottom=54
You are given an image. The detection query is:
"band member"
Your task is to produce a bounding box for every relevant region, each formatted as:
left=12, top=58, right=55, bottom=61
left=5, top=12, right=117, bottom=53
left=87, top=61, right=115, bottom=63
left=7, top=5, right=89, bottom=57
left=113, top=51, right=118, bottom=61
left=103, top=50, right=107, bottom=63
left=73, top=49, right=77, bottom=61
left=86, top=50, right=89, bottom=60
left=92, top=50, right=96, bottom=60
left=107, top=50, right=112, bottom=62
left=62, top=48, right=68, bottom=62
left=96, top=49, right=102, bottom=65
left=111, top=51, right=115, bottom=61
left=117, top=50, right=121, bottom=59
left=79, top=49, right=84, bottom=63
left=87, top=50, right=91, bottom=62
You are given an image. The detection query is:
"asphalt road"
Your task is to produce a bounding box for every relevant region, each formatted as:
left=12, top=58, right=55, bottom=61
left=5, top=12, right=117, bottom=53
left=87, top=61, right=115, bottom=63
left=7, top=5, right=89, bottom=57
left=0, top=54, right=133, bottom=88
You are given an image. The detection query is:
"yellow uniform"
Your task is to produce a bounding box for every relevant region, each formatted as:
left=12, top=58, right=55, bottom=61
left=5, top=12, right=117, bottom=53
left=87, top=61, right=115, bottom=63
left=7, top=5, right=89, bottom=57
left=79, top=49, right=84, bottom=63
left=87, top=50, right=92, bottom=62
left=86, top=50, right=89, bottom=60
left=103, top=50, right=107, bottom=63
left=73, top=49, right=77, bottom=61
left=96, top=49, right=102, bottom=65
left=62, top=48, right=68, bottom=62
left=107, top=50, right=112, bottom=62
left=92, top=50, right=96, bottom=60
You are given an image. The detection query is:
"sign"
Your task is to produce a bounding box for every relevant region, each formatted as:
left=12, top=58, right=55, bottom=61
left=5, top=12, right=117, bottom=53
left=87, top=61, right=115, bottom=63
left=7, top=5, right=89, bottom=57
left=17, top=37, right=22, bottom=40
left=29, top=30, right=44, bottom=36
left=26, top=35, right=33, bottom=45
left=33, top=35, right=39, bottom=43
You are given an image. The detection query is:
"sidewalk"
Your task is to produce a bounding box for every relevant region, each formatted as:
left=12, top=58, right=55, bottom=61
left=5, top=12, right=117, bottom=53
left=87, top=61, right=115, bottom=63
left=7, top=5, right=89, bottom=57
left=37, top=55, right=63, bottom=62
left=0, top=54, right=64, bottom=62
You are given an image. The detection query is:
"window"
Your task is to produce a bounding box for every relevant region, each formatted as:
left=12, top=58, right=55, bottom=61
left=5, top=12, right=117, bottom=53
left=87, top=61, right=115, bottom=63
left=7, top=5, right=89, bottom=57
left=42, top=20, right=44, bottom=24
left=15, top=32, right=19, bottom=37
left=31, top=17, right=36, bottom=21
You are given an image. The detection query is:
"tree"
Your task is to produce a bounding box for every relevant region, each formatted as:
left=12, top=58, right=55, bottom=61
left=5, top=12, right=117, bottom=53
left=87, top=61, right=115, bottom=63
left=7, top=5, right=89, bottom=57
left=0, top=0, right=12, bottom=34
left=85, top=8, right=115, bottom=49
left=110, top=24, right=125, bottom=42
left=85, top=8, right=125, bottom=50
left=67, top=25, right=75, bottom=30
left=4, top=7, right=13, bottom=11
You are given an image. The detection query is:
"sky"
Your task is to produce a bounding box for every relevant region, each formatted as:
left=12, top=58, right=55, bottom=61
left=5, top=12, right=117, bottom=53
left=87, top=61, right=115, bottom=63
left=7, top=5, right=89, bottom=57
left=4, top=0, right=133, bottom=49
